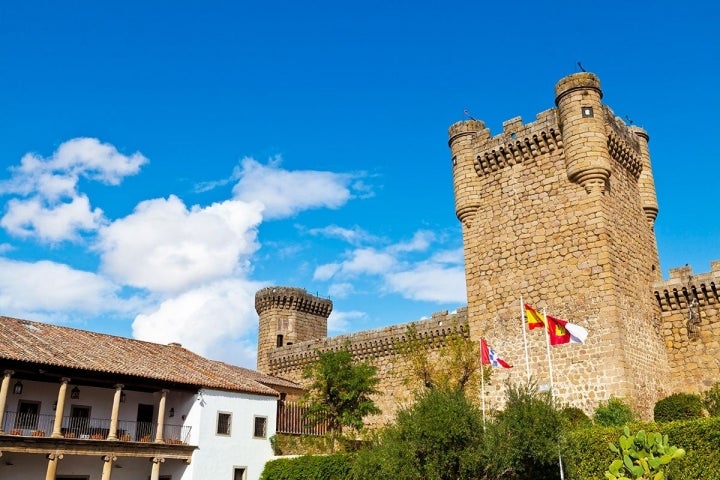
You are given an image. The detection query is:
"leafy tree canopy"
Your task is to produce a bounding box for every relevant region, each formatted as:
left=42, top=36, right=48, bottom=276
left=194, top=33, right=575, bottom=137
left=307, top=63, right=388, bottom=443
left=301, top=346, right=380, bottom=440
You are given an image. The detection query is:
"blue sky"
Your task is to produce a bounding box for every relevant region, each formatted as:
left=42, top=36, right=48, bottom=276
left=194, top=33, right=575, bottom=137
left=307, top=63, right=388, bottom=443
left=1, top=1, right=718, bottom=368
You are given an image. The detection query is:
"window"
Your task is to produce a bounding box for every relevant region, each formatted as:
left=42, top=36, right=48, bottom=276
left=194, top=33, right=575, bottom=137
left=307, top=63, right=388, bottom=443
left=253, top=416, right=267, bottom=438
left=15, top=400, right=40, bottom=430
left=233, top=467, right=246, bottom=480
left=276, top=334, right=283, bottom=347
left=217, top=412, right=232, bottom=435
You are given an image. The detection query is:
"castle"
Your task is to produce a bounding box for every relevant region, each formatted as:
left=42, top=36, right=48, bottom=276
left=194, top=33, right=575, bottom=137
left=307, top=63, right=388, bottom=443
left=255, top=72, right=720, bottom=422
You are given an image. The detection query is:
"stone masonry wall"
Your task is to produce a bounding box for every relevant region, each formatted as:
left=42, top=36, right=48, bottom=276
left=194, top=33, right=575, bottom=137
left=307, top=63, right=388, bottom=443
left=256, top=287, right=332, bottom=373
left=447, top=73, right=668, bottom=417
left=654, top=262, right=720, bottom=393
left=266, top=308, right=469, bottom=425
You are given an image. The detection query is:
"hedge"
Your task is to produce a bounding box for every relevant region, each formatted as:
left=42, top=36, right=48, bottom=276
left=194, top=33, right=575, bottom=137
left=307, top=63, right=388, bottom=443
left=263, top=417, right=720, bottom=480
left=260, top=453, right=353, bottom=480
left=565, top=417, right=720, bottom=480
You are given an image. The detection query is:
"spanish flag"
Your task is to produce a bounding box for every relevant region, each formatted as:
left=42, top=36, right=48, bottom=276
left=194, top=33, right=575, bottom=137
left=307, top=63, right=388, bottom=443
left=524, top=304, right=545, bottom=330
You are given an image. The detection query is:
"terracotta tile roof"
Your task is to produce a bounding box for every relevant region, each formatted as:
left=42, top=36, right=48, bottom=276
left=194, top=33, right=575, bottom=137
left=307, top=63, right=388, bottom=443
left=0, top=315, right=298, bottom=397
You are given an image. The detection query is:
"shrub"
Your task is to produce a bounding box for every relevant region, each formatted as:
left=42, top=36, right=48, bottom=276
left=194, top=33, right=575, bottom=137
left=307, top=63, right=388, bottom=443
left=702, top=382, right=720, bottom=417
left=565, top=424, right=620, bottom=480
left=665, top=417, right=720, bottom=480
left=564, top=417, right=720, bottom=480
left=482, top=382, right=566, bottom=480
left=350, top=387, right=485, bottom=480
left=561, top=406, right=592, bottom=429
left=653, top=392, right=703, bottom=423
left=593, top=397, right=634, bottom=427
left=261, top=454, right=352, bottom=480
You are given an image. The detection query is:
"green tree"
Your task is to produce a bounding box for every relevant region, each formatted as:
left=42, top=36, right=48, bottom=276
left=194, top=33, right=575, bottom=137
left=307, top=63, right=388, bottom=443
left=351, top=387, right=486, bottom=480
left=483, top=381, right=566, bottom=480
left=301, top=347, right=380, bottom=446
left=395, top=322, right=485, bottom=394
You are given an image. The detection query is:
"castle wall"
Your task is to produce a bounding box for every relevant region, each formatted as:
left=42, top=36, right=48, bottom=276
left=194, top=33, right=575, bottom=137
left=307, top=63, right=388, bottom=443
left=255, top=73, right=719, bottom=427
left=448, top=73, right=668, bottom=417
left=265, top=309, right=469, bottom=425
left=654, top=262, right=720, bottom=393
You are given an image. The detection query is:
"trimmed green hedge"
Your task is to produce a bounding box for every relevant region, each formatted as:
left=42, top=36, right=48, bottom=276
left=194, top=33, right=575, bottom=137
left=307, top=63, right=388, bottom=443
left=260, top=453, right=353, bottom=480
left=565, top=417, right=720, bottom=480
left=264, top=417, right=720, bottom=480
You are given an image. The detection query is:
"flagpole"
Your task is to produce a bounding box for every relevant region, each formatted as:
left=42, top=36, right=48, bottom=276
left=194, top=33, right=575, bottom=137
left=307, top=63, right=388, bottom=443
left=542, top=308, right=564, bottom=480
left=520, top=297, right=531, bottom=382
left=480, top=363, right=487, bottom=431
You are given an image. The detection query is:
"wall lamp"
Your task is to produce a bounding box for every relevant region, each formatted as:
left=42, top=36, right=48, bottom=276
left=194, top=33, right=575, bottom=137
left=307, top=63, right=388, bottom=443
left=13, top=381, right=23, bottom=395
left=169, top=408, right=175, bottom=418
left=120, top=392, right=127, bottom=403
left=70, top=386, right=80, bottom=399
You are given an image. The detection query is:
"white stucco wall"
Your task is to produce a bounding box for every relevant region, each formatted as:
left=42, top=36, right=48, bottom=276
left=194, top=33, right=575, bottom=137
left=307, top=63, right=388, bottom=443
left=182, top=389, right=277, bottom=480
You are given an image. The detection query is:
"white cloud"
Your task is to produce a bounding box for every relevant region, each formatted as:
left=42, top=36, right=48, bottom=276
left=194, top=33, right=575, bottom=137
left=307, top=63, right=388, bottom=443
left=342, top=248, right=397, bottom=275
left=388, top=230, right=435, bottom=253
left=1, top=195, right=104, bottom=242
left=313, top=263, right=341, bottom=281
left=97, top=195, right=263, bottom=293
left=0, top=138, right=147, bottom=242
left=1, top=137, right=147, bottom=198
left=328, top=310, right=367, bottom=333
left=385, top=263, right=467, bottom=303
left=0, top=257, right=128, bottom=315
left=232, top=157, right=360, bottom=219
left=328, top=282, right=354, bottom=298
left=131, top=278, right=264, bottom=365
left=307, top=224, right=379, bottom=246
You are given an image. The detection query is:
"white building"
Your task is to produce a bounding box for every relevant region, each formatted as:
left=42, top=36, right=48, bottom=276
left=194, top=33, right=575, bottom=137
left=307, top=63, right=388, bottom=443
left=0, top=315, right=302, bottom=480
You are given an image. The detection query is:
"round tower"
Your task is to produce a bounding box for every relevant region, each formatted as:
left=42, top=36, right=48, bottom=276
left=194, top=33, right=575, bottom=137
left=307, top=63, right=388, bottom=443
left=629, top=126, right=659, bottom=224
left=555, top=72, right=612, bottom=194
left=255, top=286, right=332, bottom=373
left=448, top=119, right=489, bottom=228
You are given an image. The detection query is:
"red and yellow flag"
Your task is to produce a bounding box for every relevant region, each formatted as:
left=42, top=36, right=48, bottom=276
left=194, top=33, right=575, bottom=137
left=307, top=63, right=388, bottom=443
left=525, top=303, right=589, bottom=345
left=524, top=304, right=545, bottom=330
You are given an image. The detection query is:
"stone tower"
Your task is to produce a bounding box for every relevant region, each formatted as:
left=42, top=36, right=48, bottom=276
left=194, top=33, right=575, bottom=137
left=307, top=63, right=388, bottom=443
left=448, top=72, right=667, bottom=414
left=255, top=286, right=332, bottom=373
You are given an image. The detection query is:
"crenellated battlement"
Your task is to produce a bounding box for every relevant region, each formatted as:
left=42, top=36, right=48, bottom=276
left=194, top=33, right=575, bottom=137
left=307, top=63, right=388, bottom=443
left=653, top=261, right=720, bottom=311
left=472, top=109, right=562, bottom=176
left=267, top=308, right=468, bottom=373
left=604, top=106, right=643, bottom=179
left=255, top=286, right=333, bottom=317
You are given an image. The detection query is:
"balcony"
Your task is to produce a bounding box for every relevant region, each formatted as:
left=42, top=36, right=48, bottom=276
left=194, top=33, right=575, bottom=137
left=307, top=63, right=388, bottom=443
left=1, top=411, right=191, bottom=444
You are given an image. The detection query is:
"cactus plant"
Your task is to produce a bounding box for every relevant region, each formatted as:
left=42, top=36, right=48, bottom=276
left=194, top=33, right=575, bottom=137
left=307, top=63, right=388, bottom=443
left=605, top=426, right=685, bottom=480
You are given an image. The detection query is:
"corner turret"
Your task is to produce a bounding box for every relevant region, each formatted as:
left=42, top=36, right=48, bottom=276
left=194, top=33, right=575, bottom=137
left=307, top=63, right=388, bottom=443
left=555, top=72, right=611, bottom=194
left=448, top=120, right=490, bottom=227
left=629, top=126, right=659, bottom=224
